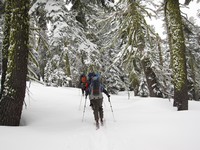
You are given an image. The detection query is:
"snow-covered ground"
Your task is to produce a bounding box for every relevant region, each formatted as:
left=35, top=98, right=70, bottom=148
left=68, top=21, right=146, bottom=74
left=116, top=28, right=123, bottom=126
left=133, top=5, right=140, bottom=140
left=1, top=81, right=200, bottom=150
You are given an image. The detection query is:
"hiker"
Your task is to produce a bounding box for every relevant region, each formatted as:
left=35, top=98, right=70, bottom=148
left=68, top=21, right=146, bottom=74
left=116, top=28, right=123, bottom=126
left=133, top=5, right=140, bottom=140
left=80, top=73, right=88, bottom=96
left=85, top=74, right=110, bottom=129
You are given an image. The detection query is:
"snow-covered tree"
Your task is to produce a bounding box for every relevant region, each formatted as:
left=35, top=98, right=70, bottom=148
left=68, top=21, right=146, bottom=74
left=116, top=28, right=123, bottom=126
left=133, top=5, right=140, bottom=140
left=104, top=0, right=166, bottom=96
left=29, top=0, right=124, bottom=91
left=29, top=0, right=49, bottom=82
left=183, top=17, right=200, bottom=100
left=27, top=0, right=199, bottom=100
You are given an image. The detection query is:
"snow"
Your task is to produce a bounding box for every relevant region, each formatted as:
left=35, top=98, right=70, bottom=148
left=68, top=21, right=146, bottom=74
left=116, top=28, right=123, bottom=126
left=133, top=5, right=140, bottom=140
left=1, top=81, right=200, bottom=150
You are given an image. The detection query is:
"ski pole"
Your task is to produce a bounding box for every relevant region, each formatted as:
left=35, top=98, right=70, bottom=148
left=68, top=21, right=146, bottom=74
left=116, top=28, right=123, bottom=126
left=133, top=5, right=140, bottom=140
left=108, top=97, right=116, bottom=122
left=79, top=94, right=83, bottom=110
left=82, top=97, right=87, bottom=122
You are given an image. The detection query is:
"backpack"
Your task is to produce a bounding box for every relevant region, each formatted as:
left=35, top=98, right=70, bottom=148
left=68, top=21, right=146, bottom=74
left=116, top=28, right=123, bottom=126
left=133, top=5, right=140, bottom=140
left=88, top=72, right=95, bottom=85
left=89, top=76, right=103, bottom=100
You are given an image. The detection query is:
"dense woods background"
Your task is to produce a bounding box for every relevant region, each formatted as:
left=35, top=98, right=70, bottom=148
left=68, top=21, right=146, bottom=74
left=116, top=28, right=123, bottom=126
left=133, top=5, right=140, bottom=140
left=0, top=0, right=200, bottom=125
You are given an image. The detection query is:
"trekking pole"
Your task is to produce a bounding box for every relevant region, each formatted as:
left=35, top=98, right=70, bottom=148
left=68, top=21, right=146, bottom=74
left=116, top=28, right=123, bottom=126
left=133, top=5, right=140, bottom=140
left=82, top=97, right=87, bottom=122
left=79, top=94, right=83, bottom=110
left=108, top=97, right=116, bottom=122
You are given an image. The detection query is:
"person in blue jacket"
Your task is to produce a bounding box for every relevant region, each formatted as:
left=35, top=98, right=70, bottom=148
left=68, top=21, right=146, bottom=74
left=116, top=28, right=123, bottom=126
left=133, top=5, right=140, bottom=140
left=86, top=74, right=110, bottom=128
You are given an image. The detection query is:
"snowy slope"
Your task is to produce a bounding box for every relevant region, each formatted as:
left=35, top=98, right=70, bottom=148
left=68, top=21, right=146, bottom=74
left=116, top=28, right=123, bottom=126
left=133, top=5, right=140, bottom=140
left=0, top=81, right=200, bottom=150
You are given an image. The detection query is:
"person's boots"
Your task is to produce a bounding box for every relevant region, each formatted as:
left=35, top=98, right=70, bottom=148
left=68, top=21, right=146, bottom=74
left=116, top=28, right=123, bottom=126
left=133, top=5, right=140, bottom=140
left=100, top=118, right=104, bottom=126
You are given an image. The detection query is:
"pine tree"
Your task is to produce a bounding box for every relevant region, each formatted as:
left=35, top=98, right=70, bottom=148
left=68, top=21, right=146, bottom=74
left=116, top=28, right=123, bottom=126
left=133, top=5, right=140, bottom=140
left=26, top=0, right=199, bottom=98
left=183, top=17, right=200, bottom=100
left=165, top=0, right=189, bottom=110
left=29, top=0, right=49, bottom=81
left=109, top=0, right=164, bottom=96
left=0, top=0, right=30, bottom=125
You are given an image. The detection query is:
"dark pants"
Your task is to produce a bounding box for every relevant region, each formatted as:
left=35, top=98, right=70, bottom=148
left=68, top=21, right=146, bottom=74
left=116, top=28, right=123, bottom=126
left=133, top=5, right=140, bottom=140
left=91, top=99, right=103, bottom=123
left=81, top=83, right=86, bottom=95
left=81, top=88, right=85, bottom=95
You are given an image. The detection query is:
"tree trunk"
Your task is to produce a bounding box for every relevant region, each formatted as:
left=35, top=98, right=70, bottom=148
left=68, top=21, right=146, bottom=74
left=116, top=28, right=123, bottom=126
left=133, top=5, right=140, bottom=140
left=65, top=52, right=72, bottom=87
left=141, top=57, right=163, bottom=97
left=0, top=0, right=30, bottom=126
left=36, top=7, right=48, bottom=81
left=165, top=0, right=188, bottom=110
left=0, top=0, right=11, bottom=99
left=127, top=1, right=163, bottom=97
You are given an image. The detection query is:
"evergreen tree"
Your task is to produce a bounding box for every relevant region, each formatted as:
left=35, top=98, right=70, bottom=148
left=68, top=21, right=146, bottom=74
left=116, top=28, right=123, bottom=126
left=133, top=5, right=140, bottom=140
left=165, top=0, right=189, bottom=110
left=0, top=0, right=30, bottom=125
left=108, top=0, right=164, bottom=96
left=29, top=0, right=129, bottom=91
left=26, top=0, right=199, bottom=99
left=29, top=0, right=48, bottom=81
left=183, top=17, right=200, bottom=100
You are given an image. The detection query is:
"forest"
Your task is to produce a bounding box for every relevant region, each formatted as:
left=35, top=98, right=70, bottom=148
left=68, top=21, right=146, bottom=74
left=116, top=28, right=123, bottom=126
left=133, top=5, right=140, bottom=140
left=0, top=0, right=200, bottom=125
